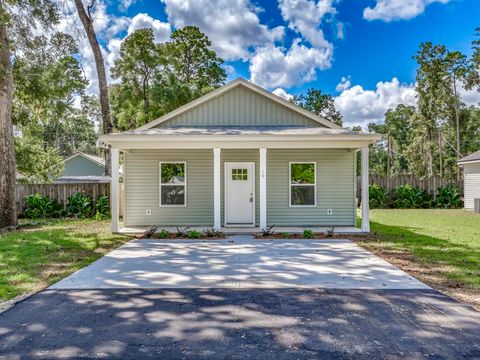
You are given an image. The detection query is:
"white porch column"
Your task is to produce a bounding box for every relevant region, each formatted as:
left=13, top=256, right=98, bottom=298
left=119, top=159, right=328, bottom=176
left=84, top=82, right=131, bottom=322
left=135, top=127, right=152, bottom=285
left=213, top=148, right=221, bottom=230
left=361, top=146, right=370, bottom=232
left=259, top=148, right=267, bottom=230
left=111, top=148, right=120, bottom=233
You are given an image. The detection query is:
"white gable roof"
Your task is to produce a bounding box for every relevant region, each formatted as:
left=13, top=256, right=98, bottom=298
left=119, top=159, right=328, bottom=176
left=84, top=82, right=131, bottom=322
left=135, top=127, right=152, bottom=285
left=137, top=78, right=342, bottom=130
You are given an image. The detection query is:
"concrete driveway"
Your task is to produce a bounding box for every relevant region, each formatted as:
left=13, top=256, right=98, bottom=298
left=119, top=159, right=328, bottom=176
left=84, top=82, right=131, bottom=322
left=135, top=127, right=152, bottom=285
left=51, top=236, right=428, bottom=290
left=2, top=236, right=480, bottom=359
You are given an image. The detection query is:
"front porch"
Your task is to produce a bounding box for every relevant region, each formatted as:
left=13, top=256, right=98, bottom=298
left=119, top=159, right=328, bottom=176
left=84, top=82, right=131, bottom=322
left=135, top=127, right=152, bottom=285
left=109, top=143, right=372, bottom=234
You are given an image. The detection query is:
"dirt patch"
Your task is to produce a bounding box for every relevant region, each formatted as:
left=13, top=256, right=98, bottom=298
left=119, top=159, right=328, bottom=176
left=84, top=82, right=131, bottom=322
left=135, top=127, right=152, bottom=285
left=352, top=239, right=480, bottom=311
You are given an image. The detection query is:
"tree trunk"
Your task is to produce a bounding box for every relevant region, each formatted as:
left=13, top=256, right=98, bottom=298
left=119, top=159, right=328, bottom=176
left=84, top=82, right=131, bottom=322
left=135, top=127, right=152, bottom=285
left=74, top=0, right=113, bottom=176
left=0, top=24, right=17, bottom=229
left=438, top=131, right=443, bottom=178
left=452, top=75, right=461, bottom=183
left=143, top=77, right=149, bottom=117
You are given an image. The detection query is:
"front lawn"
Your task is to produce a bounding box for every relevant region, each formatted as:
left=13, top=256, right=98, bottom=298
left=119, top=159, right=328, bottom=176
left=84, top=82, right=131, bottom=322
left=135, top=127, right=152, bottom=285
left=356, top=209, right=480, bottom=308
left=0, top=219, right=130, bottom=303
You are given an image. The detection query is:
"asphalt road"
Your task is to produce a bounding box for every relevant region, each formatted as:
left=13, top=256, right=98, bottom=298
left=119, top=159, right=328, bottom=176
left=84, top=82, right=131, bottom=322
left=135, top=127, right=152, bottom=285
left=1, top=288, right=479, bottom=359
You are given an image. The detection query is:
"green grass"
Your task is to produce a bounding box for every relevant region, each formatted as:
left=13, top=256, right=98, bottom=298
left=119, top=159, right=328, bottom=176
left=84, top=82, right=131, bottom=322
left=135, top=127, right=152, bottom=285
left=0, top=219, right=130, bottom=301
left=359, top=209, right=480, bottom=289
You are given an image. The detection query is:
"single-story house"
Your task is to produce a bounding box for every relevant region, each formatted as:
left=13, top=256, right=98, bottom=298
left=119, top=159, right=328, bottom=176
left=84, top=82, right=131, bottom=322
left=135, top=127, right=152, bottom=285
left=100, top=78, right=380, bottom=233
left=55, top=152, right=110, bottom=183
left=458, top=150, right=480, bottom=212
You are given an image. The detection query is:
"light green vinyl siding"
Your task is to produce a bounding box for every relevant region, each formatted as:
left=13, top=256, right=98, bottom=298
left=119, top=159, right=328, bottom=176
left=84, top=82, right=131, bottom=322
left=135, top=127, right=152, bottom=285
left=221, top=149, right=260, bottom=226
left=267, top=149, right=356, bottom=226
left=158, top=86, right=323, bottom=128
left=63, top=156, right=104, bottom=176
left=124, top=149, right=356, bottom=227
left=124, top=149, right=213, bottom=226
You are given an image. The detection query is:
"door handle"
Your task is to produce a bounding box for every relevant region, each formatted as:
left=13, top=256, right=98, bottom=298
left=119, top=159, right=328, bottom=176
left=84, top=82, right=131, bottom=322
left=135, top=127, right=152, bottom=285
left=249, top=197, right=253, bottom=202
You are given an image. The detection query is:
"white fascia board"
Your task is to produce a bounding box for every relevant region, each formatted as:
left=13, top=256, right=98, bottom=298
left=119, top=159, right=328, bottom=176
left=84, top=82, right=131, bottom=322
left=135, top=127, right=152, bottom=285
left=100, top=133, right=381, bottom=143
left=107, top=139, right=377, bottom=150
left=458, top=159, right=480, bottom=165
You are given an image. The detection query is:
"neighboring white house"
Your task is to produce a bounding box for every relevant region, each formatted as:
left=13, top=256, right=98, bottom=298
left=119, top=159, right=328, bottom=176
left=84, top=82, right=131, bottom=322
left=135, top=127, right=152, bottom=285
left=55, top=152, right=110, bottom=183
left=99, top=78, right=380, bottom=233
left=458, top=150, right=480, bottom=212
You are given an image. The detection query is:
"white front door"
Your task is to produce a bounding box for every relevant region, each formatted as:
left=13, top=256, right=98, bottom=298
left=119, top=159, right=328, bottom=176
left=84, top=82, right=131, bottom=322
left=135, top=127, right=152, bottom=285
left=225, top=163, right=255, bottom=225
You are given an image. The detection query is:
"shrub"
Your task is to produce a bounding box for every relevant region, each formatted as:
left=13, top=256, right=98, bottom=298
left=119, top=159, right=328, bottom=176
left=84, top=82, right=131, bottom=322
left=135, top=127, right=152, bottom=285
left=303, top=229, right=314, bottom=239
left=157, top=229, right=170, bottom=239
left=261, top=225, right=276, bottom=237
left=24, top=193, right=61, bottom=219
left=203, top=228, right=223, bottom=237
left=436, top=185, right=463, bottom=209
left=175, top=226, right=190, bottom=237
left=393, top=185, right=431, bottom=209
left=144, top=225, right=158, bottom=239
left=369, top=184, right=388, bottom=208
left=326, top=226, right=335, bottom=238
left=66, top=192, right=94, bottom=218
left=281, top=232, right=290, bottom=239
left=94, top=194, right=110, bottom=220
left=187, top=230, right=202, bottom=239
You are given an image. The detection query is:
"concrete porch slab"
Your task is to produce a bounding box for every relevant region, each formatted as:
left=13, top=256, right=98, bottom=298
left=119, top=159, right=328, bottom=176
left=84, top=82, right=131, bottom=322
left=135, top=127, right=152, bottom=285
left=118, top=226, right=364, bottom=235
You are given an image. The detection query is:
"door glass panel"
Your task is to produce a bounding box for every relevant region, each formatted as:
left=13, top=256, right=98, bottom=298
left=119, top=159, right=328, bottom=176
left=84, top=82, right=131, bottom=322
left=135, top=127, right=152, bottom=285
left=232, top=168, right=248, bottom=181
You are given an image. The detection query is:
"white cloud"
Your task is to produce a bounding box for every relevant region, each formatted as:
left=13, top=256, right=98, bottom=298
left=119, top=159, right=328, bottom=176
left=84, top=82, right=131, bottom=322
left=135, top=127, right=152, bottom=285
left=160, top=0, right=284, bottom=60
left=272, top=88, right=294, bottom=101
left=126, top=13, right=171, bottom=42
left=363, top=0, right=450, bottom=22
left=104, top=13, right=171, bottom=85
left=278, top=0, right=336, bottom=48
left=335, top=76, right=351, bottom=92
left=118, top=0, right=137, bottom=11
left=336, top=22, right=345, bottom=40
left=459, top=86, right=480, bottom=107
left=249, top=39, right=332, bottom=88
left=334, top=78, right=417, bottom=128
left=58, top=4, right=171, bottom=94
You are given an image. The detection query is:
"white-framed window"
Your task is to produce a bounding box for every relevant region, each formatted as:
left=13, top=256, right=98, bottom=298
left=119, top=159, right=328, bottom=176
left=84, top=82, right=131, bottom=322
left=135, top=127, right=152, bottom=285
left=289, top=162, right=316, bottom=207
left=159, top=161, right=187, bottom=207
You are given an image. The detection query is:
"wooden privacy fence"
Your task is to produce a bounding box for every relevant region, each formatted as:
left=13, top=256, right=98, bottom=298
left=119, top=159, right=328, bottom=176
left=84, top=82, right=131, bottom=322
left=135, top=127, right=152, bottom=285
left=16, top=183, right=111, bottom=216
left=356, top=175, right=462, bottom=199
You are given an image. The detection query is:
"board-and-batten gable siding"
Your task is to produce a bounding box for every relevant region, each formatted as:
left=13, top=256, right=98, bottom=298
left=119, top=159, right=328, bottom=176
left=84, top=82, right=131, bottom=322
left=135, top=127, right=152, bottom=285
left=221, top=149, right=260, bottom=226
left=267, top=149, right=356, bottom=226
left=124, top=149, right=214, bottom=227
left=154, top=86, right=324, bottom=128
left=63, top=156, right=104, bottom=176
left=464, top=162, right=480, bottom=211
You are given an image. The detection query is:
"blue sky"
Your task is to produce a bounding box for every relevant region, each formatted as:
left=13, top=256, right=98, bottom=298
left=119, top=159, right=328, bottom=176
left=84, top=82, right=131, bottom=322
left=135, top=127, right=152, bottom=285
left=69, top=0, right=480, bottom=127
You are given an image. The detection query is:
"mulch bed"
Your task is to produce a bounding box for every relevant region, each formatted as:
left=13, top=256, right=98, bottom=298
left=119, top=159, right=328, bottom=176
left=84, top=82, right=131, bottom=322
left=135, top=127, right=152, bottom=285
left=254, top=233, right=369, bottom=240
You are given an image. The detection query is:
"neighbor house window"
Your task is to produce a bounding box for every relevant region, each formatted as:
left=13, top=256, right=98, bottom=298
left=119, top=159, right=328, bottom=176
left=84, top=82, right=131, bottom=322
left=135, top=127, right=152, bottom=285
left=160, top=162, right=186, bottom=206
left=289, top=162, right=316, bottom=207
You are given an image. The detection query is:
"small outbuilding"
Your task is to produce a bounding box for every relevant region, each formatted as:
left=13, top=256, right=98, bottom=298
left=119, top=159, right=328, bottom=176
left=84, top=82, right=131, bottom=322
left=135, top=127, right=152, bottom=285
left=55, top=152, right=110, bottom=183
left=458, top=150, right=480, bottom=212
